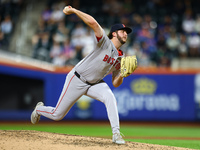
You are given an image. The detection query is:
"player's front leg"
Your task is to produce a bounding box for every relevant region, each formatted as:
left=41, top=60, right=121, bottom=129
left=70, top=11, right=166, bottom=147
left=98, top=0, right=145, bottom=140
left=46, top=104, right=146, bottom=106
left=86, top=82, right=125, bottom=144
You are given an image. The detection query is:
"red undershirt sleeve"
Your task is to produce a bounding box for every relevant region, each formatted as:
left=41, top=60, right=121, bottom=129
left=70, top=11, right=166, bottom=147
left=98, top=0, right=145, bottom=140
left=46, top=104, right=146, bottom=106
left=96, top=36, right=103, bottom=42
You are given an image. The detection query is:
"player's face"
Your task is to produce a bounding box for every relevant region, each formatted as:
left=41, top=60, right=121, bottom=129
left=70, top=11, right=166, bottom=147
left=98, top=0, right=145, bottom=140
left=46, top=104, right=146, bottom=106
left=116, top=30, right=128, bottom=45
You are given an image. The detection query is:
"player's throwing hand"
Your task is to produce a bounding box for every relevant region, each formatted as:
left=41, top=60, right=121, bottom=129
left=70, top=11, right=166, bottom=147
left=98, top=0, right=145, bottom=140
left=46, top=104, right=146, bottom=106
left=63, top=6, right=74, bottom=15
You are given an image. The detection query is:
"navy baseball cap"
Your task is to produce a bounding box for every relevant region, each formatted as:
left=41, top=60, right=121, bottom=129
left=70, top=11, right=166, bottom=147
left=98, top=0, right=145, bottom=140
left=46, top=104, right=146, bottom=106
left=109, top=24, right=132, bottom=34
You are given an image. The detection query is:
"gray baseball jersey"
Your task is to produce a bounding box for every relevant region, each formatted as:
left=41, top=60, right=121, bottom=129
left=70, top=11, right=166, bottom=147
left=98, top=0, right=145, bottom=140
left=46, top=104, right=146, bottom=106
left=74, top=30, right=124, bottom=83
left=36, top=29, right=123, bottom=135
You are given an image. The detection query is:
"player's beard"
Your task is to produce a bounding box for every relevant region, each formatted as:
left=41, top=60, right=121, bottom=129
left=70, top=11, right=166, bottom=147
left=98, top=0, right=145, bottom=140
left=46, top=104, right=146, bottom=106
left=116, top=32, right=126, bottom=45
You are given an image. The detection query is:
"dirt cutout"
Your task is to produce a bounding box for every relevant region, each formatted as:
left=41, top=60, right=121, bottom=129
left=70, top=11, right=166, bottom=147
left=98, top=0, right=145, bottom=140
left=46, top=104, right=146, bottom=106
left=0, top=130, right=195, bottom=150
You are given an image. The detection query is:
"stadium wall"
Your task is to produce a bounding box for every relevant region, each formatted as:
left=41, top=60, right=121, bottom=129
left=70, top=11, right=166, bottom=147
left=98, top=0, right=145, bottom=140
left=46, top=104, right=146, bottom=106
left=0, top=58, right=200, bottom=121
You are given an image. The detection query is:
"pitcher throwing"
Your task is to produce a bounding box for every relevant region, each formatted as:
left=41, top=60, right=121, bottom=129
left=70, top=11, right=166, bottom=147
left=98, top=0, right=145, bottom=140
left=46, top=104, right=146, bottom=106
left=31, top=5, right=137, bottom=144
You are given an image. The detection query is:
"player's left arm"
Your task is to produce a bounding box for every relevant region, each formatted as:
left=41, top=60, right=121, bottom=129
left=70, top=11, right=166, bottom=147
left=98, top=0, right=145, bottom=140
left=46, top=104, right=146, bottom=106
left=112, top=71, right=124, bottom=88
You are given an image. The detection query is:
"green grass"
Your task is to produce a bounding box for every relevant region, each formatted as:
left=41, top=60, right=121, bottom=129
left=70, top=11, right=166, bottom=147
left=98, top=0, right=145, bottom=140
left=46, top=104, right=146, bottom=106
left=0, top=122, right=200, bottom=149
left=129, top=139, right=200, bottom=150
left=121, top=126, right=200, bottom=138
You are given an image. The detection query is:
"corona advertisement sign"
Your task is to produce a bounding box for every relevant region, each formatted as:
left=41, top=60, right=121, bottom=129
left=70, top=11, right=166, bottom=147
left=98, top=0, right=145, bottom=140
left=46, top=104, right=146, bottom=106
left=110, top=75, right=195, bottom=121
left=131, top=78, right=157, bottom=94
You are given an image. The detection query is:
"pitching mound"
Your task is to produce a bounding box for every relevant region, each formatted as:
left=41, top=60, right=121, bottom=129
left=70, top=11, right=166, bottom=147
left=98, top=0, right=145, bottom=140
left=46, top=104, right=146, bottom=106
left=0, top=130, right=194, bottom=150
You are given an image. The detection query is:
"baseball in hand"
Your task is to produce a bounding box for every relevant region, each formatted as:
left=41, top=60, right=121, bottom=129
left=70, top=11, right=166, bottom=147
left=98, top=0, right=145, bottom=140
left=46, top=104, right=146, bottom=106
left=63, top=6, right=73, bottom=15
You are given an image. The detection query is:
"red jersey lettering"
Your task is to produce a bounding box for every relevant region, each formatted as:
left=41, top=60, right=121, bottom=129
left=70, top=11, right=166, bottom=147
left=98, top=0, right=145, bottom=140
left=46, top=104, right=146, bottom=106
left=113, top=60, right=119, bottom=66
left=103, top=54, right=120, bottom=70
left=115, top=63, right=120, bottom=70
left=103, top=55, right=109, bottom=61
left=110, top=58, right=115, bottom=65
left=107, top=57, right=111, bottom=63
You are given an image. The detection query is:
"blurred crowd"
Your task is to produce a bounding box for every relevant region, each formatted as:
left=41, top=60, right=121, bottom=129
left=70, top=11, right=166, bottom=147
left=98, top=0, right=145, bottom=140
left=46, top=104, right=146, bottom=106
left=1, top=0, right=200, bottom=67
left=0, top=0, right=24, bottom=50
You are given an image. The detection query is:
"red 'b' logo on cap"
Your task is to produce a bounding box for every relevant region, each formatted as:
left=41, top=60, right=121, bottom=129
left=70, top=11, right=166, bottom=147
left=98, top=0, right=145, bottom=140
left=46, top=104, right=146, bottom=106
left=122, top=24, right=125, bottom=27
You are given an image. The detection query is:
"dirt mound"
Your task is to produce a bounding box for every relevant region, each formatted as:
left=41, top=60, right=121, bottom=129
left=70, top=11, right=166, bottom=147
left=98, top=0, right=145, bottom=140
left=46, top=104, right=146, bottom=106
left=0, top=130, right=195, bottom=150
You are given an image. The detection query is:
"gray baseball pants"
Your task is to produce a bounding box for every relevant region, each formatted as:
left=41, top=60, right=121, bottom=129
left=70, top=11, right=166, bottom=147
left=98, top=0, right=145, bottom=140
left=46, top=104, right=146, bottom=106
left=36, top=69, right=120, bottom=134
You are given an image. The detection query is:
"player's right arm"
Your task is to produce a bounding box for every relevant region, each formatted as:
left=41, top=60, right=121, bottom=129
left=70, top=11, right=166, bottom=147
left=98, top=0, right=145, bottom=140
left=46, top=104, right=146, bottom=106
left=63, top=6, right=103, bottom=38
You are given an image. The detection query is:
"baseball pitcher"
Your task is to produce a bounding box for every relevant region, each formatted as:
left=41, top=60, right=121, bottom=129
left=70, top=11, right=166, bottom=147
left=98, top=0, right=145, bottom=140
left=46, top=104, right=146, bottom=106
left=31, top=5, right=137, bottom=144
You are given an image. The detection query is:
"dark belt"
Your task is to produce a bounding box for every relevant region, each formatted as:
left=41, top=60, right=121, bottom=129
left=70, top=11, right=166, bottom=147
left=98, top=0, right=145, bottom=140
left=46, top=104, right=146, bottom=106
left=74, top=71, right=97, bottom=86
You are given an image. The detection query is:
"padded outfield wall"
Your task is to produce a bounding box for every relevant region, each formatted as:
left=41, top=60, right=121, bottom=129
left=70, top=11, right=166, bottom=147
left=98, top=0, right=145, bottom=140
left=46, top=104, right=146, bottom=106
left=0, top=57, right=200, bottom=121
